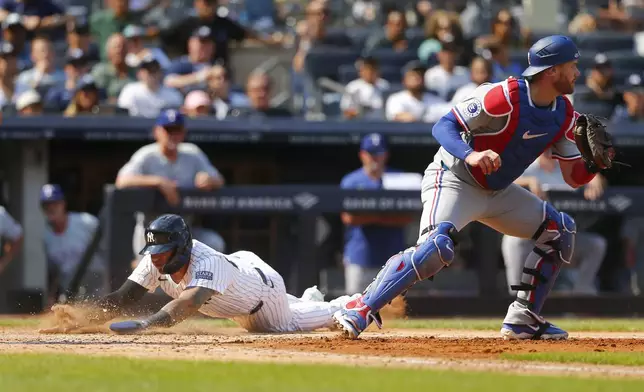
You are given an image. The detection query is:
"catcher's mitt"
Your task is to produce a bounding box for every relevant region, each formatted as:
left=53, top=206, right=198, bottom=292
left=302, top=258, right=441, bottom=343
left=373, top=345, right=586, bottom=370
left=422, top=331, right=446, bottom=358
left=572, top=114, right=618, bottom=173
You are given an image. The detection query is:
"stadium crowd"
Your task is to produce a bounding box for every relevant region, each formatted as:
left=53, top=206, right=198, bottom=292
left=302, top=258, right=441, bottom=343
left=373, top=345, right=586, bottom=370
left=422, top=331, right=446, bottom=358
left=0, top=0, right=642, bottom=122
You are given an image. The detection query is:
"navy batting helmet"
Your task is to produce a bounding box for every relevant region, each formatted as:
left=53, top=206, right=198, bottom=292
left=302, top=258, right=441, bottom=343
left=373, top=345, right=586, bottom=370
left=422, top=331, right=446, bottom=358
left=139, top=214, right=192, bottom=274
left=522, top=35, right=580, bottom=77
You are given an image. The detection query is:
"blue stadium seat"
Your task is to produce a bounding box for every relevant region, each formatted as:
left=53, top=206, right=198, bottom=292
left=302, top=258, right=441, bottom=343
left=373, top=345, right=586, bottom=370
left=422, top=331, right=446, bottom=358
left=572, top=99, right=616, bottom=119
left=304, top=46, right=361, bottom=82
left=367, top=48, right=420, bottom=69
left=603, top=50, right=644, bottom=71
left=573, top=32, right=634, bottom=52
left=337, top=64, right=403, bottom=84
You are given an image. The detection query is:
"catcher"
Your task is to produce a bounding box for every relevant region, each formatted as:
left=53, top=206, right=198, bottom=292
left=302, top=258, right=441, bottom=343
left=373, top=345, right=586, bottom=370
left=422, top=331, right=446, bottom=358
left=332, top=35, right=625, bottom=340
left=41, top=214, right=358, bottom=334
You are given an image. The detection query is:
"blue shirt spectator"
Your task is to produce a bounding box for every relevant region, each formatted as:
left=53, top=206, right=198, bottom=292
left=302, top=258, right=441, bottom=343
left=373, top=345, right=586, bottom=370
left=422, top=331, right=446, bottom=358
left=44, top=48, right=91, bottom=111
left=340, top=133, right=412, bottom=294
left=165, top=25, right=216, bottom=93
left=0, top=0, right=66, bottom=40
left=2, top=13, right=31, bottom=70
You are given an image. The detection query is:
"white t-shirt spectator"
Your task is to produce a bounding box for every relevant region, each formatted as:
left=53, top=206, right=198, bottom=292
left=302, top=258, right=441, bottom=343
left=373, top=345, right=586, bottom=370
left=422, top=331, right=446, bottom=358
left=213, top=92, right=251, bottom=120
left=450, top=82, right=478, bottom=105
left=117, top=81, right=184, bottom=118
left=424, top=65, right=470, bottom=100
left=385, top=90, right=449, bottom=123
left=340, top=78, right=390, bottom=119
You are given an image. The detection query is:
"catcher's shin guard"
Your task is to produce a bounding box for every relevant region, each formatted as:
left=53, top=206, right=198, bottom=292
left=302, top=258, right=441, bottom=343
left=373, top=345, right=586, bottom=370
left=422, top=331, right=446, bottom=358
left=513, top=202, right=576, bottom=314
left=361, top=222, right=457, bottom=312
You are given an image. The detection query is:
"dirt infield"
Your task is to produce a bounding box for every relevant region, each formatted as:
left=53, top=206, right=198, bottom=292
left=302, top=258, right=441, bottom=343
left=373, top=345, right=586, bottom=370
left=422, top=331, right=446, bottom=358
left=2, top=321, right=644, bottom=379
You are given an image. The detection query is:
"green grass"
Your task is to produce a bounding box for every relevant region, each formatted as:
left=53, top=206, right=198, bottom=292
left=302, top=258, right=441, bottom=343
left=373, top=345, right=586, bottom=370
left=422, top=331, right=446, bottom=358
left=0, top=317, right=40, bottom=327
left=503, top=352, right=644, bottom=367
left=0, top=353, right=642, bottom=391
left=3, top=316, right=644, bottom=332
left=385, top=318, right=644, bottom=332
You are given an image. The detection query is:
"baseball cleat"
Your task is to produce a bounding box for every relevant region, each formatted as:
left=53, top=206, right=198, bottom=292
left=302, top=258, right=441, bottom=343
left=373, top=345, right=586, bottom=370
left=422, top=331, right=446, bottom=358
left=500, top=322, right=569, bottom=340
left=301, top=285, right=325, bottom=302
left=332, top=295, right=382, bottom=339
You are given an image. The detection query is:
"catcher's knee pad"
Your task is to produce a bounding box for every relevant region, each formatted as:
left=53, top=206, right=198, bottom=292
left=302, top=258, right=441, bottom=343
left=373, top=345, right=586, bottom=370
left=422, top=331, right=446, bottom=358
left=514, top=203, right=576, bottom=314
left=362, top=222, right=457, bottom=312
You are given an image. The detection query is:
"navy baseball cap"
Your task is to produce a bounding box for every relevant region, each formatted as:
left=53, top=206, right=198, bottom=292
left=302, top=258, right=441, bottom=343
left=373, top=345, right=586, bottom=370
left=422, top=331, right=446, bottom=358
left=40, top=184, right=64, bottom=203
left=156, top=109, right=185, bottom=128
left=360, top=133, right=388, bottom=155
left=192, top=25, right=213, bottom=39
left=522, top=35, right=580, bottom=77
left=123, top=24, right=145, bottom=39
left=66, top=48, right=88, bottom=65
left=76, top=74, right=98, bottom=91
left=2, top=13, right=23, bottom=30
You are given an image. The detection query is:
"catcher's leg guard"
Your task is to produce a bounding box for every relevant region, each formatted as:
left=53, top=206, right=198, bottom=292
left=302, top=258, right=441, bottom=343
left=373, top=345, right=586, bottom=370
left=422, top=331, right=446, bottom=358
left=362, top=221, right=457, bottom=312
left=513, top=202, right=576, bottom=313
left=502, top=202, right=575, bottom=339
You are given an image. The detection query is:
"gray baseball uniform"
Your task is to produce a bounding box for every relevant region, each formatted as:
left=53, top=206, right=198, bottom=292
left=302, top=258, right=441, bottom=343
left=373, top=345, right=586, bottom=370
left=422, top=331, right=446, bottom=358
left=44, top=212, right=109, bottom=297
left=117, top=143, right=226, bottom=253
left=501, top=158, right=606, bottom=295
left=420, top=82, right=580, bottom=242
left=0, top=206, right=23, bottom=242
left=420, top=79, right=582, bottom=326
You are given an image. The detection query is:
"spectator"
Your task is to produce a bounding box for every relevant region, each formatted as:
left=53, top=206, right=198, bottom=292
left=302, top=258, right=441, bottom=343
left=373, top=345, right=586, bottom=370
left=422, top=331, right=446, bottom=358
left=0, top=42, right=18, bottom=108
left=14, top=35, right=64, bottom=97
left=340, top=56, right=390, bottom=120
left=91, top=0, right=144, bottom=59
left=15, top=89, right=42, bottom=115
left=123, top=24, right=170, bottom=70
left=182, top=89, right=212, bottom=117
left=424, top=35, right=470, bottom=101
left=363, top=8, right=409, bottom=54
left=292, top=0, right=352, bottom=74
left=164, top=26, right=216, bottom=93
left=162, top=0, right=280, bottom=72
left=229, top=72, right=291, bottom=118
left=0, top=204, right=23, bottom=276
left=417, top=10, right=471, bottom=66
left=568, top=13, right=598, bottom=34
left=475, top=36, right=523, bottom=82
left=340, top=133, right=413, bottom=294
left=39, top=184, right=109, bottom=301
left=206, top=64, right=249, bottom=119
left=502, top=151, right=608, bottom=296
left=91, top=33, right=136, bottom=103
left=0, top=0, right=67, bottom=38
left=575, top=53, right=624, bottom=117
left=115, top=109, right=227, bottom=255
left=612, top=73, right=644, bottom=122
left=490, top=8, right=529, bottom=50
left=386, top=61, right=447, bottom=123
left=117, top=55, right=183, bottom=118
left=63, top=75, right=101, bottom=117
left=66, top=16, right=100, bottom=65
left=44, top=48, right=91, bottom=111
left=2, top=13, right=30, bottom=70
left=450, top=56, right=493, bottom=104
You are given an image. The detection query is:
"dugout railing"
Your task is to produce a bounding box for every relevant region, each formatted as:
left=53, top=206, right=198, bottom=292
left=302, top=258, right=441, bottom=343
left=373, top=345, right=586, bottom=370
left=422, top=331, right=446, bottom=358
left=98, top=185, right=644, bottom=317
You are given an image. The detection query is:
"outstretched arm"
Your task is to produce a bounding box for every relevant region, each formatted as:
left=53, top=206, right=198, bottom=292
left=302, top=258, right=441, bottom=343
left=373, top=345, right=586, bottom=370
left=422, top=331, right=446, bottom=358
left=110, top=286, right=216, bottom=333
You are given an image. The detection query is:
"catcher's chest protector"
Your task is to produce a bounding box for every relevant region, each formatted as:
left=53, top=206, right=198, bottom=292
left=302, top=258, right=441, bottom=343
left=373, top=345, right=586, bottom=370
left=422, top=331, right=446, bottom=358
left=470, top=78, right=575, bottom=190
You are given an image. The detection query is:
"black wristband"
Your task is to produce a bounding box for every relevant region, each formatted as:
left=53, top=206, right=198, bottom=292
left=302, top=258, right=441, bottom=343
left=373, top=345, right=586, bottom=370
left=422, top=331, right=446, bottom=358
left=144, top=310, right=174, bottom=327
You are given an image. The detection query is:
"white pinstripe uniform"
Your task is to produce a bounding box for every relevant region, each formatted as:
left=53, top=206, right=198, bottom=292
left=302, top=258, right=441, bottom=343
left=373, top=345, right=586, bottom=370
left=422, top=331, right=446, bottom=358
left=129, top=240, right=352, bottom=332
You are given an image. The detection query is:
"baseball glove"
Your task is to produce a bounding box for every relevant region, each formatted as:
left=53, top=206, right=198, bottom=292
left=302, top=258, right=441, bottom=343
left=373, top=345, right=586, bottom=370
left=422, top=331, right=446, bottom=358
left=572, top=114, right=617, bottom=173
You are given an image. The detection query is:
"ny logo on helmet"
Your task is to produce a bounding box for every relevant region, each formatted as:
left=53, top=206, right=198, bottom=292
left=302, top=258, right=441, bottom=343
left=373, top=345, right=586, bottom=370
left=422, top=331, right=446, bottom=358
left=147, top=232, right=155, bottom=244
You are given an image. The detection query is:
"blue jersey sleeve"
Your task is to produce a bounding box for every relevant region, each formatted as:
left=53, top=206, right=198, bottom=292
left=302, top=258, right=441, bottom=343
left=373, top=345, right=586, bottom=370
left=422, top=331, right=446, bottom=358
left=432, top=111, right=474, bottom=161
